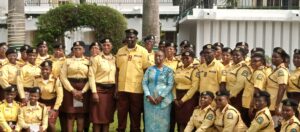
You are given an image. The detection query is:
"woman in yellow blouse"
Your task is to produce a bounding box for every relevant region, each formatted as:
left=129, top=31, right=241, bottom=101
left=34, top=60, right=63, bottom=132
left=89, top=38, right=116, bottom=132
left=0, top=86, right=20, bottom=132
left=266, top=47, right=289, bottom=116
left=287, top=49, right=300, bottom=104
left=225, top=47, right=251, bottom=112
left=60, top=41, right=90, bottom=132
left=174, top=50, right=200, bottom=132
left=0, top=48, right=20, bottom=101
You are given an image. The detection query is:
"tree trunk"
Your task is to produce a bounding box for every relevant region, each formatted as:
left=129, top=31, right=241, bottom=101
left=142, top=0, right=160, bottom=43
left=7, top=0, right=25, bottom=48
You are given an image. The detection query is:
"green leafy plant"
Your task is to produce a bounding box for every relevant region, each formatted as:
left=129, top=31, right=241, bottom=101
left=34, top=3, right=127, bottom=53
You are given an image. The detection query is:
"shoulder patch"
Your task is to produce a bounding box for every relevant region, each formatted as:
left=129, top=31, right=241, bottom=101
left=278, top=70, right=284, bottom=77
left=257, top=74, right=263, bottom=80
left=291, top=128, right=297, bottom=132
left=256, top=116, right=264, bottom=124
left=241, top=70, right=249, bottom=77
left=206, top=113, right=214, bottom=121
left=195, top=72, right=200, bottom=78
left=227, top=112, right=233, bottom=119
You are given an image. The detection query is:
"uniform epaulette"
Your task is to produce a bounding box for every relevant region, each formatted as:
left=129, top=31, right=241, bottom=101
left=289, top=119, right=295, bottom=125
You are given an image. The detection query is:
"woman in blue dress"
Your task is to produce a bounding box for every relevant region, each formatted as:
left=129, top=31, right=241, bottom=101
left=142, top=50, right=174, bottom=132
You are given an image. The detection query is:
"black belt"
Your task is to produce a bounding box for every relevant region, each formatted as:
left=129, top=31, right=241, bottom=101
left=96, top=83, right=115, bottom=89
left=68, top=78, right=88, bottom=83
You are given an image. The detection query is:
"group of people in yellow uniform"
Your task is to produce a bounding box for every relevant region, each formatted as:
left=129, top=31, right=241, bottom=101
left=0, top=27, right=298, bottom=132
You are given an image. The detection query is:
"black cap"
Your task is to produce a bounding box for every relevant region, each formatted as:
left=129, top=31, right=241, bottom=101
left=0, top=42, right=7, bottom=47
left=4, top=86, right=17, bottom=93
left=125, top=29, right=138, bottom=35
left=26, top=48, right=37, bottom=54
left=144, top=35, right=155, bottom=42
left=37, top=41, right=47, bottom=47
left=100, top=38, right=112, bottom=44
left=236, top=42, right=249, bottom=48
left=53, top=43, right=65, bottom=49
left=20, top=45, right=31, bottom=52
left=282, top=99, right=298, bottom=107
left=5, top=48, right=17, bottom=56
left=73, top=41, right=85, bottom=47
left=201, top=91, right=215, bottom=99
left=216, top=90, right=230, bottom=97
left=203, top=44, right=217, bottom=51
left=222, top=47, right=232, bottom=53
left=181, top=50, right=195, bottom=58
left=213, top=42, right=224, bottom=48
left=232, top=47, right=246, bottom=55
left=184, top=43, right=193, bottom=49
left=251, top=47, right=265, bottom=55
left=165, top=42, right=176, bottom=48
left=29, top=87, right=41, bottom=93
left=159, top=40, right=166, bottom=46
left=294, top=49, right=300, bottom=54
left=89, top=42, right=100, bottom=50
left=40, top=60, right=52, bottom=68
left=180, top=40, right=190, bottom=46
left=254, top=91, right=270, bottom=98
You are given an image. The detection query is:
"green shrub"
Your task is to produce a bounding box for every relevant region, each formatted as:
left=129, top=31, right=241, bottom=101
left=34, top=3, right=127, bottom=53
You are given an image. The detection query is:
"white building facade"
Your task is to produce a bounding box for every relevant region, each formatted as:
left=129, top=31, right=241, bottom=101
left=177, top=0, right=300, bottom=60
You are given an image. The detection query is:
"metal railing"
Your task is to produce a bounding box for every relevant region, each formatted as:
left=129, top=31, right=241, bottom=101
left=24, top=0, right=173, bottom=6
left=179, top=0, right=300, bottom=20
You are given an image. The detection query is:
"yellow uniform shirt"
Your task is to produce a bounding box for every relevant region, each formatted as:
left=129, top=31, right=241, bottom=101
left=164, top=57, right=179, bottom=71
left=266, top=63, right=289, bottom=111
left=0, top=63, right=19, bottom=88
left=148, top=51, right=155, bottom=67
left=245, top=56, right=251, bottom=65
left=89, top=54, right=116, bottom=93
left=0, top=59, right=8, bottom=69
left=17, top=63, right=41, bottom=99
left=0, top=101, right=20, bottom=132
left=198, top=59, right=226, bottom=94
left=214, top=104, right=247, bottom=132
left=243, top=66, right=268, bottom=108
left=116, top=45, right=149, bottom=93
left=178, top=58, right=200, bottom=68
left=60, top=56, right=89, bottom=93
left=174, top=64, right=200, bottom=102
left=36, top=54, right=52, bottom=66
left=226, top=61, right=251, bottom=97
left=288, top=67, right=300, bottom=93
left=247, top=107, right=275, bottom=132
left=51, top=57, right=66, bottom=78
left=34, top=75, right=63, bottom=110
left=280, top=116, right=300, bottom=132
left=184, top=105, right=215, bottom=132
left=223, top=62, right=232, bottom=72
left=17, top=102, right=48, bottom=131
left=17, top=59, right=27, bottom=67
